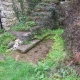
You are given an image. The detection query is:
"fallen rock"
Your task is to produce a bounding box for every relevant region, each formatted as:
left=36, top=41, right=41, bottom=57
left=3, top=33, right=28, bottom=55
left=8, top=41, right=14, bottom=48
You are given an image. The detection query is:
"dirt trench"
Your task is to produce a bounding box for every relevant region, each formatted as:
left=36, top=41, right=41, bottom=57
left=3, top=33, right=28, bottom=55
left=9, top=39, right=53, bottom=64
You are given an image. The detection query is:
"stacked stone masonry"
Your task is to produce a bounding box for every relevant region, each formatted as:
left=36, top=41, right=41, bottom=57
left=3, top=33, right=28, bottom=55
left=0, top=0, right=18, bottom=30
left=0, top=0, right=29, bottom=30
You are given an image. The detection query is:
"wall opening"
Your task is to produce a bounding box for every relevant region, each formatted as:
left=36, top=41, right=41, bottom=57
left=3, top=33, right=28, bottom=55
left=0, top=10, right=3, bottom=30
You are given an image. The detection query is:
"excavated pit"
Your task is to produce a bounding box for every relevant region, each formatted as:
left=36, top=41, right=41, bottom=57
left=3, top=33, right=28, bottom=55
left=9, top=39, right=53, bottom=64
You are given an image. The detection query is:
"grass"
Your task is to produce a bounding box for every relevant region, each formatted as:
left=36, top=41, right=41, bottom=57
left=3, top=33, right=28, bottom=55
left=10, top=21, right=36, bottom=31
left=0, top=32, right=16, bottom=54
left=0, top=29, right=79, bottom=80
left=22, top=40, right=31, bottom=45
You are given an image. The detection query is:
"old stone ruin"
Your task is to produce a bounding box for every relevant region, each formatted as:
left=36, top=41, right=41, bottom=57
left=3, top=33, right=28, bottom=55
left=0, top=0, right=70, bottom=52
left=0, top=0, right=68, bottom=30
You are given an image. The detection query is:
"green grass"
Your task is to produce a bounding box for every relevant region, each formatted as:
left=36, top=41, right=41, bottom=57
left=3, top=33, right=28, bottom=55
left=0, top=29, right=79, bottom=80
left=0, top=32, right=16, bottom=54
left=10, top=21, right=35, bottom=31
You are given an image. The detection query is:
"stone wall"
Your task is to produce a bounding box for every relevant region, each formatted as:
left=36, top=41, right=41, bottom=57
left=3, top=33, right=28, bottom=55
left=0, top=0, right=18, bottom=30
left=0, top=0, right=30, bottom=30
left=0, top=0, right=42, bottom=30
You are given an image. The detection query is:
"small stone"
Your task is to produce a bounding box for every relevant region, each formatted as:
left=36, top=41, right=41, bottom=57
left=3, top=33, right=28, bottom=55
left=8, top=41, right=14, bottom=48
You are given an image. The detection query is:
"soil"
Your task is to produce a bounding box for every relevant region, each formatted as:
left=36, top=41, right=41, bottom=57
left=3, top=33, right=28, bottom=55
left=9, top=39, right=53, bottom=64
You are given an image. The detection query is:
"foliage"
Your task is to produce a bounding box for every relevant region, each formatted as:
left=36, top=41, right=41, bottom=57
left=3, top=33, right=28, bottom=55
left=12, top=0, right=27, bottom=21
left=12, top=0, right=20, bottom=19
left=27, top=0, right=41, bottom=9
left=0, top=29, right=6, bottom=34
left=13, top=0, right=41, bottom=20
left=10, top=21, right=35, bottom=31
left=0, top=32, right=16, bottom=53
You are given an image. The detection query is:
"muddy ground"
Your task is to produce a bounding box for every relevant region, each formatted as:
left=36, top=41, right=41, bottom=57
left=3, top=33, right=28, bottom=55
left=9, top=39, right=53, bottom=64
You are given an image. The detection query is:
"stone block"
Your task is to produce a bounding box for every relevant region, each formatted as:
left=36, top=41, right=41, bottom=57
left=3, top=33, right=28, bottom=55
left=8, top=41, right=14, bottom=49
left=2, top=0, right=12, bottom=3
left=22, top=32, right=33, bottom=41
left=5, top=18, right=18, bottom=25
left=17, top=40, right=40, bottom=53
left=2, top=4, right=13, bottom=11
left=2, top=11, right=15, bottom=19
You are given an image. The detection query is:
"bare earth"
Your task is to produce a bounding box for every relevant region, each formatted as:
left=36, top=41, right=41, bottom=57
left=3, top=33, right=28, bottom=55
left=9, top=39, right=53, bottom=64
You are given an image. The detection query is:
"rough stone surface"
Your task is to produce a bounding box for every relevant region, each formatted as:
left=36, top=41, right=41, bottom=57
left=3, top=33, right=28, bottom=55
left=27, top=0, right=58, bottom=29
left=0, top=0, right=57, bottom=30
left=9, top=31, right=33, bottom=41
left=8, top=41, right=14, bottom=49
left=0, top=0, right=18, bottom=30
left=30, top=26, right=41, bottom=34
left=0, top=0, right=32, bottom=30
left=17, top=40, right=40, bottom=53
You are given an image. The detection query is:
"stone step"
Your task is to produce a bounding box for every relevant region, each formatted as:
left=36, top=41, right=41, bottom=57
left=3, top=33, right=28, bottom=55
left=9, top=31, right=33, bottom=41
left=35, top=18, right=54, bottom=29
left=17, top=33, right=50, bottom=53
left=28, top=16, right=48, bottom=21
left=30, top=11, right=51, bottom=17
left=17, top=40, right=40, bottom=53
left=30, top=26, right=42, bottom=34
left=34, top=5, right=55, bottom=12
left=38, top=2, right=54, bottom=7
left=35, top=16, right=51, bottom=24
left=41, top=0, right=59, bottom=3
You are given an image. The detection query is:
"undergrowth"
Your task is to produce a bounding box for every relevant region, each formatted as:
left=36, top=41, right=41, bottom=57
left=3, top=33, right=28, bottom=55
left=0, top=32, right=16, bottom=53
left=0, top=29, right=79, bottom=80
left=10, top=21, right=35, bottom=31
